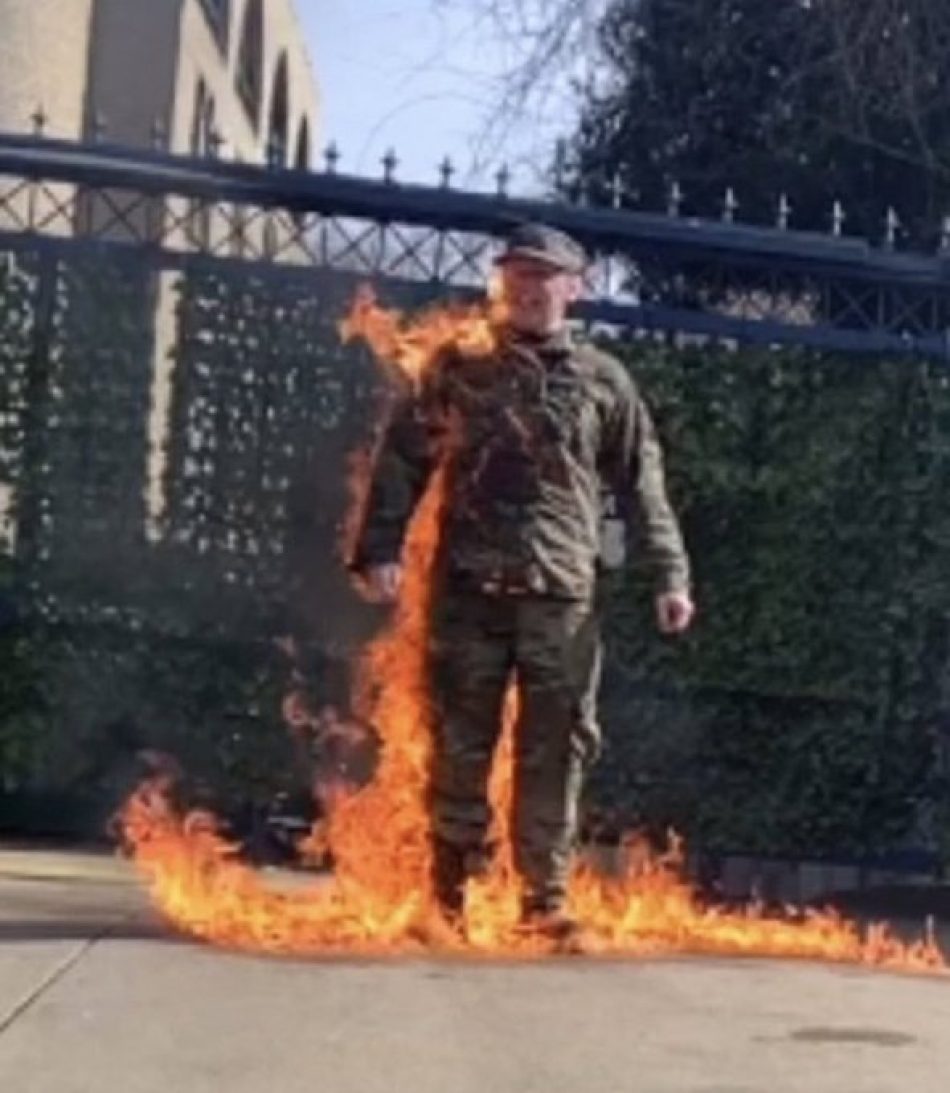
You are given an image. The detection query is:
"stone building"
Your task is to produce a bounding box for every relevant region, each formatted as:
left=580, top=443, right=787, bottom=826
left=0, top=0, right=323, bottom=540
left=0, top=0, right=320, bottom=166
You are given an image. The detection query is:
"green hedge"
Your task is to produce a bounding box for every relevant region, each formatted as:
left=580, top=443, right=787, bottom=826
left=2, top=249, right=949, bottom=859
left=590, top=341, right=950, bottom=858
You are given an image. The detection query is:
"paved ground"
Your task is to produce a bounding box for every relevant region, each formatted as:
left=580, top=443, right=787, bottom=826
left=2, top=846, right=950, bottom=1093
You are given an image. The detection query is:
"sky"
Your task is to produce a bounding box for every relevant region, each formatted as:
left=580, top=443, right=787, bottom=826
left=301, top=1, right=580, bottom=195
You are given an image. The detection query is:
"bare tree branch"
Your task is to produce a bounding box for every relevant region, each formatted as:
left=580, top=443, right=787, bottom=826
left=431, top=0, right=607, bottom=178
left=439, top=0, right=950, bottom=235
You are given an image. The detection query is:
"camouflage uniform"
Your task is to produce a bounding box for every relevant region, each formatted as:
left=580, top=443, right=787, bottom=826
left=352, top=229, right=690, bottom=917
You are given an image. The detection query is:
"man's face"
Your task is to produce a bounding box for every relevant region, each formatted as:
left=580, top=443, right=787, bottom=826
left=498, top=257, right=582, bottom=336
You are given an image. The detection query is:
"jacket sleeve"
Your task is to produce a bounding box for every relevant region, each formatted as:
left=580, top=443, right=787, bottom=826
left=603, top=370, right=691, bottom=595
left=348, top=372, right=442, bottom=572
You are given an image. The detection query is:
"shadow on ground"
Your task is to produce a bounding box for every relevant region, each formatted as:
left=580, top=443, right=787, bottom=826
left=0, top=918, right=164, bottom=943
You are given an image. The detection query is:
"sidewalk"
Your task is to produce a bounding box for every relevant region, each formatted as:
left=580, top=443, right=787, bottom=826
left=2, top=846, right=950, bottom=1093
left=0, top=845, right=134, bottom=886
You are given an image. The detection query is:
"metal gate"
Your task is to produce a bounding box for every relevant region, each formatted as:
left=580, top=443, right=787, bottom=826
left=0, top=128, right=947, bottom=872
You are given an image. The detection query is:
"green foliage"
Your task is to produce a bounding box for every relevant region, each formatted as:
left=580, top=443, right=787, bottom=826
left=0, top=616, right=303, bottom=836
left=591, top=340, right=950, bottom=857
left=1, top=244, right=948, bottom=860
left=0, top=255, right=378, bottom=836
left=0, top=625, right=45, bottom=795
left=571, top=0, right=950, bottom=243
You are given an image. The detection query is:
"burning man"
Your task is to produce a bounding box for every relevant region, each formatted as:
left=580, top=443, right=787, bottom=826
left=350, top=222, right=694, bottom=941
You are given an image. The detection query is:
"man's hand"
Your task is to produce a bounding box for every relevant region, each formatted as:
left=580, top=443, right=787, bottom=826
left=364, top=563, right=404, bottom=604
left=656, top=590, right=695, bottom=635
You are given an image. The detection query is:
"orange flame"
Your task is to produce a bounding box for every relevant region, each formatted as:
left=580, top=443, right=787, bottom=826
left=338, top=280, right=504, bottom=385
left=117, top=286, right=946, bottom=972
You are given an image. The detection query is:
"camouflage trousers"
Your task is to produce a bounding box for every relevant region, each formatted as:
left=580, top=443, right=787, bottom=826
left=428, top=590, right=602, bottom=911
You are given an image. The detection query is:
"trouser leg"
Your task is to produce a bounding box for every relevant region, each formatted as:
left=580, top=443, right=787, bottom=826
left=429, top=593, right=514, bottom=910
left=512, top=597, right=602, bottom=914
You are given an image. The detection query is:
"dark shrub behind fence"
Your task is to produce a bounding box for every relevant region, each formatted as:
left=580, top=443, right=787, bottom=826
left=1, top=132, right=948, bottom=866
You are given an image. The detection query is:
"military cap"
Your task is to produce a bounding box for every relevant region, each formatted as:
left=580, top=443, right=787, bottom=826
left=494, top=222, right=588, bottom=275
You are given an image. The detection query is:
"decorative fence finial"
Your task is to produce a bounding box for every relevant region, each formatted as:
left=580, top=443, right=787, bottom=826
left=208, top=127, right=224, bottom=159
left=266, top=133, right=283, bottom=169
left=92, top=111, right=107, bottom=143
left=31, top=106, right=47, bottom=138
left=832, top=199, right=846, bottom=237
left=324, top=141, right=341, bottom=174
left=151, top=117, right=167, bottom=152
left=667, top=179, right=683, bottom=217
left=382, top=149, right=398, bottom=184
left=496, top=164, right=511, bottom=198
left=885, top=206, right=900, bottom=250
left=722, top=186, right=739, bottom=224
left=439, top=156, right=455, bottom=189
left=777, top=193, right=792, bottom=230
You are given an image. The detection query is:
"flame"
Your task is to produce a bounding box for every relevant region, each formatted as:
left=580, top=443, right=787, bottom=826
left=338, top=280, right=504, bottom=385
left=117, top=286, right=946, bottom=972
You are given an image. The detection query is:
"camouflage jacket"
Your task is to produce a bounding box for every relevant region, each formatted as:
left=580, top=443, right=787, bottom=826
left=352, top=329, right=690, bottom=600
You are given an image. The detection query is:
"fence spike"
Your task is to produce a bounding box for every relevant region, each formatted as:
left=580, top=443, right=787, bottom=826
left=610, top=173, right=624, bottom=210
left=207, top=127, right=224, bottom=159
left=831, top=199, right=846, bottom=237
left=91, top=111, right=107, bottom=143
left=439, top=156, right=455, bottom=189
left=667, top=179, right=683, bottom=217
left=31, top=105, right=48, bottom=138
left=885, top=206, right=900, bottom=249
left=324, top=141, right=341, bottom=174
left=777, top=193, right=791, bottom=230
left=150, top=117, right=167, bottom=151
left=266, top=132, right=283, bottom=169
left=496, top=164, right=511, bottom=198
left=723, top=186, right=739, bottom=224
left=382, top=148, right=398, bottom=184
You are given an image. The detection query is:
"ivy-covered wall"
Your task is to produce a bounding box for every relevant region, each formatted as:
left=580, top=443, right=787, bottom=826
left=0, top=244, right=948, bottom=861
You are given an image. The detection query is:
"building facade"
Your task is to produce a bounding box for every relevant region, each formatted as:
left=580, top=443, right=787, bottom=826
left=0, top=0, right=323, bottom=541
left=0, top=0, right=320, bottom=166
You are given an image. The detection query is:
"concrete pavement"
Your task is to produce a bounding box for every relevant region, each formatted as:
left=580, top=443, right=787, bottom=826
left=2, top=846, right=950, bottom=1093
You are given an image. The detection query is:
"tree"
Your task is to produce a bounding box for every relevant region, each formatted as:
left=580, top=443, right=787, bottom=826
left=568, top=0, right=950, bottom=245
left=431, top=1, right=607, bottom=177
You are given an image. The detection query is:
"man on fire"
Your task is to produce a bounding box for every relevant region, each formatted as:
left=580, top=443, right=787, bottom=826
left=350, top=222, right=694, bottom=943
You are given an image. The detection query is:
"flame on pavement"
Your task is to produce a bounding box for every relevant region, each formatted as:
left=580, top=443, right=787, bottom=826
left=117, top=286, right=945, bottom=971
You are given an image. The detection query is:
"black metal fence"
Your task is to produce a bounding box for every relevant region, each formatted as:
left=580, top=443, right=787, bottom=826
left=0, top=128, right=948, bottom=867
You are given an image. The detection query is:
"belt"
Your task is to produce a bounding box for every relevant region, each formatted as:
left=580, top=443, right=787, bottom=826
left=477, top=566, right=545, bottom=598
left=480, top=578, right=531, bottom=596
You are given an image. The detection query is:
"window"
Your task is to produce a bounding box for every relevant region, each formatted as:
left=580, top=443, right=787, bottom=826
left=290, top=118, right=312, bottom=228
left=190, top=78, right=217, bottom=155
left=267, top=52, right=290, bottom=166
left=236, top=0, right=264, bottom=128
left=198, top=0, right=230, bottom=51
left=189, top=79, right=216, bottom=246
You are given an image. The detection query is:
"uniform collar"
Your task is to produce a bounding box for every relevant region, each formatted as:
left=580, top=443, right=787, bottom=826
left=500, top=325, right=573, bottom=357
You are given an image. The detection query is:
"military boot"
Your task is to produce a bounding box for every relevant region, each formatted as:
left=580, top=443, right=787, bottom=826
left=519, top=893, right=590, bottom=954
left=431, top=838, right=467, bottom=919
left=432, top=839, right=494, bottom=921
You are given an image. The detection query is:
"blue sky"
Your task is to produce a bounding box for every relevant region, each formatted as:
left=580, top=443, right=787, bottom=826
left=301, top=1, right=576, bottom=193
